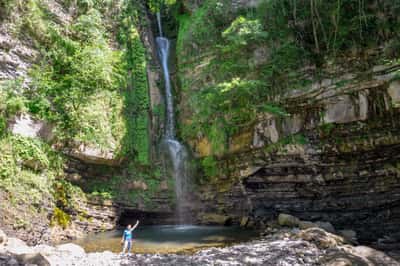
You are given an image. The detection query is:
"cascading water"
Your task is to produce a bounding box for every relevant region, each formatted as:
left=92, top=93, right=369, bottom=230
left=156, top=12, right=191, bottom=224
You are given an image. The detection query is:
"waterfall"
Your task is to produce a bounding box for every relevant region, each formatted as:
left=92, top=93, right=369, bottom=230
left=156, top=12, right=163, bottom=37
left=156, top=12, right=191, bottom=224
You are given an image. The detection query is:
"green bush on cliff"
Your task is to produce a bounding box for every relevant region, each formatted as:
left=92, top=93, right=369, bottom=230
left=176, top=0, right=400, bottom=157
left=201, top=156, right=218, bottom=178
left=118, top=1, right=151, bottom=163
left=51, top=207, right=71, bottom=229
left=28, top=5, right=127, bottom=154
left=0, top=0, right=14, bottom=20
left=0, top=135, right=61, bottom=206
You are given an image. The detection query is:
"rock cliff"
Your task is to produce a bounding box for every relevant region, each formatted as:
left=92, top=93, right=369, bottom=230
left=174, top=0, right=400, bottom=248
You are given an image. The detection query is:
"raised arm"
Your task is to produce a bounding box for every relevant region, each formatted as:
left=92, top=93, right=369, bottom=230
left=131, top=220, right=140, bottom=231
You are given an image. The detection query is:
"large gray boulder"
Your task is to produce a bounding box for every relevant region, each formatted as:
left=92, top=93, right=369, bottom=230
left=315, top=221, right=336, bottom=233
left=278, top=213, right=300, bottom=227
left=4, top=237, right=32, bottom=254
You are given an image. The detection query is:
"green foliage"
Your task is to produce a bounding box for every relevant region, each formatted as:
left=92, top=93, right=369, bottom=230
left=147, top=0, right=177, bottom=13
left=201, top=156, right=218, bottom=178
left=72, top=9, right=106, bottom=42
left=27, top=4, right=127, bottom=153
left=187, top=77, right=287, bottom=152
left=0, top=135, right=63, bottom=206
left=118, top=1, right=151, bottom=163
left=11, top=135, right=50, bottom=169
left=0, top=79, right=27, bottom=117
left=221, top=16, right=267, bottom=48
left=177, top=0, right=234, bottom=58
left=177, top=0, right=400, bottom=161
left=51, top=207, right=71, bottom=229
left=0, top=117, right=5, bottom=137
left=264, top=134, right=309, bottom=153
left=0, top=0, right=16, bottom=21
left=53, top=179, right=86, bottom=211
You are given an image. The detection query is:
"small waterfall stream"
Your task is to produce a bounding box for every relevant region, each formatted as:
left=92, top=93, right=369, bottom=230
left=156, top=12, right=191, bottom=224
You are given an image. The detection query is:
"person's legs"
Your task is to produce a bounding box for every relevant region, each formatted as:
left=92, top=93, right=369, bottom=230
left=127, top=240, right=132, bottom=254
left=122, top=240, right=128, bottom=253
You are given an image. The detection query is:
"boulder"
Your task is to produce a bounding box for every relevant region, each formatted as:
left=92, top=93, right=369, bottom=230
left=337, top=230, right=357, bottom=244
left=350, top=246, right=400, bottom=265
left=199, top=213, right=230, bottom=225
left=298, top=228, right=344, bottom=249
left=0, top=229, right=7, bottom=247
left=4, top=237, right=32, bottom=254
left=16, top=253, right=50, bottom=266
left=322, top=252, right=370, bottom=266
left=278, top=213, right=300, bottom=227
left=298, top=220, right=317, bottom=230
left=315, top=221, right=336, bottom=233
left=6, top=257, right=19, bottom=266
left=240, top=216, right=249, bottom=227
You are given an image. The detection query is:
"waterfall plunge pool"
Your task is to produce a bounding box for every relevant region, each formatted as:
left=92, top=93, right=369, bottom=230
left=73, top=225, right=259, bottom=254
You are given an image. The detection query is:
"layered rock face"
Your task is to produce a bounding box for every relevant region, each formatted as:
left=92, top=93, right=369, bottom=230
left=174, top=0, right=400, bottom=247
left=196, top=61, right=400, bottom=243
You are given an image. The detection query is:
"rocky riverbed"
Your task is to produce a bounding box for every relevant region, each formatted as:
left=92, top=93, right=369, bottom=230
left=1, top=226, right=399, bottom=266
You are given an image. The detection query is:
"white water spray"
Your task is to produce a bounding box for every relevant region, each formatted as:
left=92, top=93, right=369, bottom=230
left=156, top=12, right=191, bottom=224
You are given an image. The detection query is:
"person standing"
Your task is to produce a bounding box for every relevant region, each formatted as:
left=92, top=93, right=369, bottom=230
left=121, top=220, right=139, bottom=254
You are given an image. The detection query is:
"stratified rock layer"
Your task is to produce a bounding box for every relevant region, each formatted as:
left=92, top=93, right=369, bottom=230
left=195, top=62, right=400, bottom=244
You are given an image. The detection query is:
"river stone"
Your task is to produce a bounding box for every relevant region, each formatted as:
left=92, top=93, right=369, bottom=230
left=7, top=257, right=19, bottom=266
left=5, top=238, right=32, bottom=254
left=199, top=213, right=230, bottom=225
left=338, top=230, right=357, bottom=244
left=299, top=228, right=345, bottom=249
left=0, top=229, right=7, bottom=247
left=17, top=253, right=50, bottom=266
left=315, top=221, right=336, bottom=233
left=240, top=216, right=249, bottom=227
left=350, top=246, right=400, bottom=265
left=322, top=252, right=368, bottom=266
left=299, top=220, right=318, bottom=230
left=278, top=213, right=300, bottom=227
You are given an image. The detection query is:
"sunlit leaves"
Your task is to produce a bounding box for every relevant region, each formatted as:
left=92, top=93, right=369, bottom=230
left=222, top=16, right=268, bottom=47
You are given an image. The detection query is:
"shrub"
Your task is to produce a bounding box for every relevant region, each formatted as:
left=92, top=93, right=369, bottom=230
left=51, top=207, right=70, bottom=229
